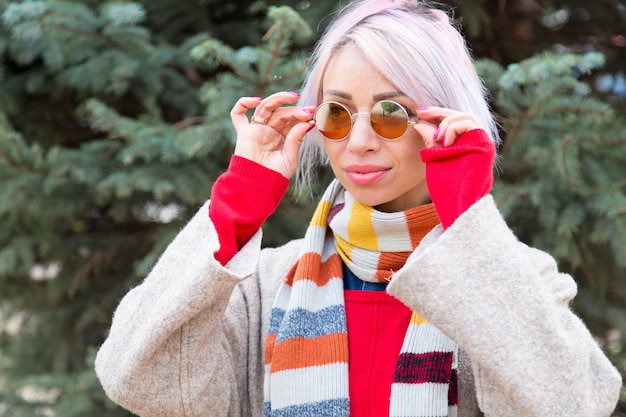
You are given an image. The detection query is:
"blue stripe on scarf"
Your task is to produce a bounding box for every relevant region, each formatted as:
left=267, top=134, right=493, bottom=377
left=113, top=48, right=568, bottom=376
left=268, top=308, right=285, bottom=334
left=272, top=305, right=347, bottom=341
left=265, top=398, right=349, bottom=417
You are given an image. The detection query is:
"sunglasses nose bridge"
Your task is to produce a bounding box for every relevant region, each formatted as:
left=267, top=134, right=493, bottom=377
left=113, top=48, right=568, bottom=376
left=349, top=111, right=373, bottom=131
left=349, top=111, right=370, bottom=125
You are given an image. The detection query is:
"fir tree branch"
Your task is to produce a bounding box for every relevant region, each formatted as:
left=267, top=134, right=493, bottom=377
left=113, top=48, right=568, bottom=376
left=1, top=134, right=29, bottom=169
left=598, top=135, right=626, bottom=148
left=560, top=135, right=578, bottom=193
left=576, top=237, right=598, bottom=289
left=277, top=65, right=306, bottom=82
left=39, top=9, right=97, bottom=37
left=0, top=144, right=12, bottom=164
left=19, top=9, right=150, bottom=57
left=261, top=23, right=284, bottom=87
left=585, top=177, right=626, bottom=196
left=560, top=136, right=626, bottom=197
left=70, top=250, right=107, bottom=298
left=228, top=67, right=255, bottom=85
left=172, top=117, right=206, bottom=130
left=500, top=98, right=598, bottom=157
left=500, top=106, right=536, bottom=157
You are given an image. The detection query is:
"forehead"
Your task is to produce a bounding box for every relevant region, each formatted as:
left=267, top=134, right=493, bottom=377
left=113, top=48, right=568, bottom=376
left=322, top=46, right=396, bottom=100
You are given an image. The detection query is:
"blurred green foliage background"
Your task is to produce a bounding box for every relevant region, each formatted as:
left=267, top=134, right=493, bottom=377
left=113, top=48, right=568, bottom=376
left=0, top=0, right=625, bottom=415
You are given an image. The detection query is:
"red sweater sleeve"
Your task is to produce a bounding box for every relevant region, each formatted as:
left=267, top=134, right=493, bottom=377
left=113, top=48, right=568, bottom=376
left=419, top=129, right=496, bottom=229
left=208, top=156, right=290, bottom=265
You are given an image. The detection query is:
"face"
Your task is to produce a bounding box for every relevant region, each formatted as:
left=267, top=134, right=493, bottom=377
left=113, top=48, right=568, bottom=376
left=320, top=46, right=435, bottom=212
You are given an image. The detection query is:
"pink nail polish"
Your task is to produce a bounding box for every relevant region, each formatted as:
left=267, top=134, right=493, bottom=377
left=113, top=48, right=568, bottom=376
left=416, top=106, right=429, bottom=111
left=288, top=91, right=300, bottom=96
left=303, top=108, right=314, bottom=115
left=306, top=123, right=315, bottom=133
left=252, top=96, right=262, bottom=100
left=433, top=127, right=440, bottom=140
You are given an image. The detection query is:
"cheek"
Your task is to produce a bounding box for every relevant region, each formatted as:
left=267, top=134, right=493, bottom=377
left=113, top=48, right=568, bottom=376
left=403, top=158, right=426, bottom=181
left=402, top=132, right=427, bottom=160
left=397, top=143, right=427, bottom=180
left=323, top=141, right=341, bottom=167
left=322, top=144, right=344, bottom=181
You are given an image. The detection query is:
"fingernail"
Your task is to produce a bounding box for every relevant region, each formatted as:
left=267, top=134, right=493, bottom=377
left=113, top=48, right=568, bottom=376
left=288, top=91, right=300, bottom=96
left=433, top=127, right=440, bottom=140
left=306, top=122, right=315, bottom=133
left=416, top=106, right=429, bottom=111
left=303, top=108, right=314, bottom=115
left=252, top=96, right=262, bottom=100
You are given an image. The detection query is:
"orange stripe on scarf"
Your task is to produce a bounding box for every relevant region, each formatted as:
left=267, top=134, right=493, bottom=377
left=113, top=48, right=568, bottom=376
left=376, top=251, right=413, bottom=281
left=285, top=252, right=343, bottom=286
left=405, top=204, right=441, bottom=248
left=268, top=333, right=349, bottom=372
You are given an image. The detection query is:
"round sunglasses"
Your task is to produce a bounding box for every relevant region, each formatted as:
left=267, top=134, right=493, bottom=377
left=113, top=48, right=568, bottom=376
left=313, top=100, right=417, bottom=141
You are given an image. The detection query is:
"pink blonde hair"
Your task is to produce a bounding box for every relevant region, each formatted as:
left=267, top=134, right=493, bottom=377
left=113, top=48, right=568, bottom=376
left=296, top=0, right=499, bottom=190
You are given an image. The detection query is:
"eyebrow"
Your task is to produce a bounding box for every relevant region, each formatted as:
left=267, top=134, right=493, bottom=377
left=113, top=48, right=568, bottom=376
left=323, top=89, right=406, bottom=102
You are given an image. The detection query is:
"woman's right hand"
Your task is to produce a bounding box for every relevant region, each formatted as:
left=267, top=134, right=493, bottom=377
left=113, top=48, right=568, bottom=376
left=230, top=91, right=316, bottom=179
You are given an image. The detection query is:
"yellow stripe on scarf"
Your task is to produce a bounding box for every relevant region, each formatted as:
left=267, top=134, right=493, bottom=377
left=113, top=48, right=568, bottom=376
left=347, top=201, right=378, bottom=251
left=410, top=312, right=429, bottom=325
left=310, top=199, right=332, bottom=228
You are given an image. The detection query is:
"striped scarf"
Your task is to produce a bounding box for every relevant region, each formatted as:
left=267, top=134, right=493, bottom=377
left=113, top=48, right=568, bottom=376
left=264, top=179, right=458, bottom=417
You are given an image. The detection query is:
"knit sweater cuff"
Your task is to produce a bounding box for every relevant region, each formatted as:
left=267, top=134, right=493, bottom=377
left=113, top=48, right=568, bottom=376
left=228, top=155, right=291, bottom=194
left=419, top=129, right=495, bottom=229
left=209, top=156, right=290, bottom=265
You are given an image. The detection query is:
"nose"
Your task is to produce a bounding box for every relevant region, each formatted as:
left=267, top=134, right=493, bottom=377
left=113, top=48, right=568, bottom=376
left=346, top=113, right=380, bottom=153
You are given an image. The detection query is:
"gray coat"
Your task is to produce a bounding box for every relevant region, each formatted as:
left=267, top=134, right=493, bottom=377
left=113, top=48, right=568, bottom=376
left=95, top=195, right=621, bottom=417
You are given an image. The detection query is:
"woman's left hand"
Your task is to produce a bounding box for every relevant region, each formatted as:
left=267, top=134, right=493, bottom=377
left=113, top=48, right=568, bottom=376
left=412, top=107, right=483, bottom=148
left=411, top=106, right=495, bottom=229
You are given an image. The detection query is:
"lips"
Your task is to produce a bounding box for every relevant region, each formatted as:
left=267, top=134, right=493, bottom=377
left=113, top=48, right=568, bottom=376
left=344, top=165, right=390, bottom=185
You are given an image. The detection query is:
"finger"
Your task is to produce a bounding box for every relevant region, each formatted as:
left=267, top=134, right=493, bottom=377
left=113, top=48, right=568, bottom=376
left=416, top=107, right=481, bottom=129
left=252, top=91, right=301, bottom=121
left=415, top=106, right=459, bottom=124
left=417, top=108, right=481, bottom=146
left=417, top=107, right=461, bottom=145
left=267, top=105, right=316, bottom=133
left=436, top=114, right=480, bottom=145
left=411, top=122, right=438, bottom=148
left=231, top=96, right=262, bottom=129
left=441, top=119, right=481, bottom=147
left=281, top=121, right=315, bottom=177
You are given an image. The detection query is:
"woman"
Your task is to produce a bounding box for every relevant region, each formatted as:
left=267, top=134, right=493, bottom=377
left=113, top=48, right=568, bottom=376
left=95, top=1, right=621, bottom=416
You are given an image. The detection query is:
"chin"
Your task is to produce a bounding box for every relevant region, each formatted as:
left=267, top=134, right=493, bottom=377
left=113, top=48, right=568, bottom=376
left=346, top=190, right=387, bottom=208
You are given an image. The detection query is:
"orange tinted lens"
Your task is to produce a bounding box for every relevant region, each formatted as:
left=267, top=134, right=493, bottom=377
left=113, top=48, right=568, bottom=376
left=315, top=102, right=351, bottom=140
left=371, top=101, right=408, bottom=139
